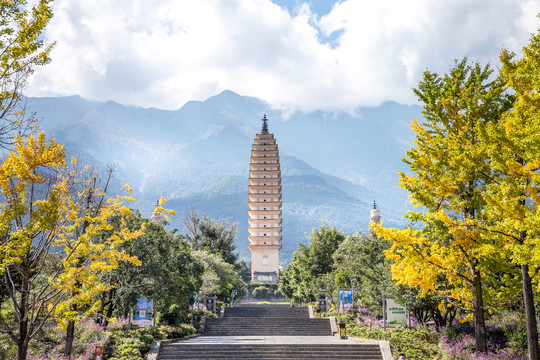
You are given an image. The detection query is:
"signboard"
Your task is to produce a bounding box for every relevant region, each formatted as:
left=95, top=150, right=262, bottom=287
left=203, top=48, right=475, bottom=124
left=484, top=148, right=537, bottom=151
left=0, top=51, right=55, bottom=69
left=386, top=299, right=407, bottom=326
left=132, top=298, right=153, bottom=326
left=205, top=296, right=217, bottom=314
left=339, top=289, right=352, bottom=305
left=339, top=290, right=352, bottom=304
left=339, top=289, right=353, bottom=312
left=94, top=346, right=104, bottom=360
left=317, top=299, right=328, bottom=313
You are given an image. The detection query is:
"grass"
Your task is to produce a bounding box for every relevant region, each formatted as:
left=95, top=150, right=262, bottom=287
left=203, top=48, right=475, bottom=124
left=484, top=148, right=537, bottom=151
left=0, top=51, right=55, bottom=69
left=256, top=301, right=291, bottom=305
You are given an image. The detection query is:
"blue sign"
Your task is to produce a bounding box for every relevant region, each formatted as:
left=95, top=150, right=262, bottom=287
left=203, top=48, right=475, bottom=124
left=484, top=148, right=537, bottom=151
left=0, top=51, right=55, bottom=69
left=132, top=298, right=153, bottom=325
left=340, top=290, right=352, bottom=304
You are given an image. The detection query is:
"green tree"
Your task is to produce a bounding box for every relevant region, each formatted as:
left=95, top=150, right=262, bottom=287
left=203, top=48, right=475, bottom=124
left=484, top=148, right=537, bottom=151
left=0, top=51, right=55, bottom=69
left=278, top=265, right=295, bottom=300
left=333, top=232, right=394, bottom=315
left=375, top=58, right=510, bottom=352
left=182, top=208, right=239, bottom=267
left=97, top=213, right=203, bottom=327
left=278, top=245, right=311, bottom=301
left=192, top=250, right=246, bottom=301
left=278, top=225, right=344, bottom=301
left=307, top=224, right=344, bottom=276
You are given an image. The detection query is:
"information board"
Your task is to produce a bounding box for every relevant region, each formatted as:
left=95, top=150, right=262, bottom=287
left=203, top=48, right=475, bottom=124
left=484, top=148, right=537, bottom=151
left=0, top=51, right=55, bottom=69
left=132, top=298, right=153, bottom=326
left=386, top=299, right=407, bottom=326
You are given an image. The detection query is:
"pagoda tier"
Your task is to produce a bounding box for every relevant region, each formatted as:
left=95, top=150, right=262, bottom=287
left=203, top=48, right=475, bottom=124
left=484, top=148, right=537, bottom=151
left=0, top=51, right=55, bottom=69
left=248, top=115, right=282, bottom=283
left=249, top=193, right=282, bottom=201
left=249, top=178, right=281, bottom=185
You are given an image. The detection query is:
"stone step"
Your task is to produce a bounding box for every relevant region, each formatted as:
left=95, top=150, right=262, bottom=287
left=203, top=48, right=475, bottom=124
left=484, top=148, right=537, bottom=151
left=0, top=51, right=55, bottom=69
left=205, top=324, right=330, bottom=329
left=204, top=328, right=331, bottom=333
left=204, top=327, right=331, bottom=331
left=157, top=305, right=384, bottom=360
left=160, top=345, right=381, bottom=351
left=208, top=316, right=325, bottom=322
left=203, top=330, right=331, bottom=332
left=203, top=334, right=333, bottom=336
left=225, top=306, right=309, bottom=318
left=158, top=344, right=383, bottom=360
left=204, top=306, right=331, bottom=336
left=204, top=328, right=330, bottom=330
left=160, top=356, right=382, bottom=359
left=204, top=320, right=332, bottom=335
left=205, top=319, right=329, bottom=323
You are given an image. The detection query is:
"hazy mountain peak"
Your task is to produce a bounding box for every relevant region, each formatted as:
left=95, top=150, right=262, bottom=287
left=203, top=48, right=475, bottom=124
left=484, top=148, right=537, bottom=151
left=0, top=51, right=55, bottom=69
left=26, top=91, right=420, bottom=262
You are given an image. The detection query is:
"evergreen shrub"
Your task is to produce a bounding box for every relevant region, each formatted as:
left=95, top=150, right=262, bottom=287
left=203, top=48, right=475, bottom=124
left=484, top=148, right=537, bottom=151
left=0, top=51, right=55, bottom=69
left=252, top=286, right=272, bottom=299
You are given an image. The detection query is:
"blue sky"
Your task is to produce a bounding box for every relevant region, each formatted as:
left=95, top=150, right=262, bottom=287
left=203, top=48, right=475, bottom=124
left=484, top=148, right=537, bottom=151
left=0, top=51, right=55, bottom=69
left=28, top=0, right=540, bottom=112
left=272, top=0, right=337, bottom=16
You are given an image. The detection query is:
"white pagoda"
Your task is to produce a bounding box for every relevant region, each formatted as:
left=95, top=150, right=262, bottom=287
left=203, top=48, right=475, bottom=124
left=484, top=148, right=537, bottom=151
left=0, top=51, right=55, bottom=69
left=248, top=115, right=282, bottom=283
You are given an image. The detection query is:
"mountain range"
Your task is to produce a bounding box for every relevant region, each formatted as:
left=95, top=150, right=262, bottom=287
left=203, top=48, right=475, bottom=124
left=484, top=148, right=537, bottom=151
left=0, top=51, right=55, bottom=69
left=26, top=90, right=422, bottom=263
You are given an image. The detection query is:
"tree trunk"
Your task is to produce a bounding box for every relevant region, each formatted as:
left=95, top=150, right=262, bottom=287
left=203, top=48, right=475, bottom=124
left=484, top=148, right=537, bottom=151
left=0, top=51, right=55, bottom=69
left=17, top=342, right=28, bottom=360
left=17, top=318, right=29, bottom=360
left=64, top=320, right=75, bottom=357
left=17, top=274, right=30, bottom=360
left=103, top=300, right=116, bottom=329
left=472, top=265, right=487, bottom=353
left=447, top=308, right=456, bottom=326
left=521, top=264, right=539, bottom=360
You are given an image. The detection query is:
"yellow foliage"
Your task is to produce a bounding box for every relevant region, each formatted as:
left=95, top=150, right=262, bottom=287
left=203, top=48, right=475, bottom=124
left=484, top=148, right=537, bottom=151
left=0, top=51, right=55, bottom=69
left=376, top=58, right=513, bottom=318
left=151, top=195, right=176, bottom=222
left=0, top=130, right=147, bottom=329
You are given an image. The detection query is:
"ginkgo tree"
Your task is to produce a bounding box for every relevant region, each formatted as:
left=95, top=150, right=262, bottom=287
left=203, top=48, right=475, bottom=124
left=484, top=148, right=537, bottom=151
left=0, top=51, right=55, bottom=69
left=479, top=29, right=540, bottom=360
left=0, top=131, right=145, bottom=360
left=0, top=0, right=54, bottom=147
left=374, top=59, right=512, bottom=353
left=49, top=164, right=145, bottom=357
left=0, top=132, right=65, bottom=360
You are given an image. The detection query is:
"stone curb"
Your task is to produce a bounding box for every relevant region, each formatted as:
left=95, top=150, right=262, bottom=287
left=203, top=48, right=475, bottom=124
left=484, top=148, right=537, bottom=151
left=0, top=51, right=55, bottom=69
left=147, top=334, right=202, bottom=360
left=329, top=316, right=337, bottom=334
left=199, top=315, right=207, bottom=334
left=379, top=341, right=392, bottom=360
left=347, top=337, right=392, bottom=360
left=147, top=341, right=159, bottom=360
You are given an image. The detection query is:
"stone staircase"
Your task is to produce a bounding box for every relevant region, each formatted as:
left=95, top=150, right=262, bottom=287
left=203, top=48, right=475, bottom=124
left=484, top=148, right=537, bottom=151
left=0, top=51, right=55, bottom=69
left=158, top=343, right=384, bottom=359
left=204, top=305, right=331, bottom=336
left=157, top=304, right=385, bottom=360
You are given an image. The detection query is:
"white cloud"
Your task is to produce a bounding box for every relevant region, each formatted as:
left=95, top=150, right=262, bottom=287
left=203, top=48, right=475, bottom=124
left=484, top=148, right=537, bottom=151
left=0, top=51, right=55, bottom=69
left=27, top=0, right=540, bottom=112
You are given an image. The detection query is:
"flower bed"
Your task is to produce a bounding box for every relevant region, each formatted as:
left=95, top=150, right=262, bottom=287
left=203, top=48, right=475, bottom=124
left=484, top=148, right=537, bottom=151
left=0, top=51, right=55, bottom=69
left=15, top=318, right=196, bottom=360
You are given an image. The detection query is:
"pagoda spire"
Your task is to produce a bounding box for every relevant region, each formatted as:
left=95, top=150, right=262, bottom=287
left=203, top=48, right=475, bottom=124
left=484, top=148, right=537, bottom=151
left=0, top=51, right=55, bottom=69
left=261, top=114, right=269, bottom=134
left=150, top=200, right=164, bottom=224
left=369, top=200, right=381, bottom=235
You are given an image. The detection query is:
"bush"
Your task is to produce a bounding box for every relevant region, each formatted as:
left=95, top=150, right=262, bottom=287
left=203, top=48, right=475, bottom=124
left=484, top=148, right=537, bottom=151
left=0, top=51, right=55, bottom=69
left=347, top=325, right=441, bottom=360
left=440, top=321, right=527, bottom=360
left=109, top=336, right=146, bottom=360
left=0, top=334, right=16, bottom=360
left=252, top=286, right=272, bottom=299
left=19, top=317, right=196, bottom=360
left=248, top=282, right=278, bottom=290
left=26, top=319, right=109, bottom=360
left=160, top=304, right=184, bottom=326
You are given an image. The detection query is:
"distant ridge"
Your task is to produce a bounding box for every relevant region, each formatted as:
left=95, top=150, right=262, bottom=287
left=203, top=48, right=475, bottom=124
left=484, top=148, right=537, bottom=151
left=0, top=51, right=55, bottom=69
left=26, top=91, right=421, bottom=262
